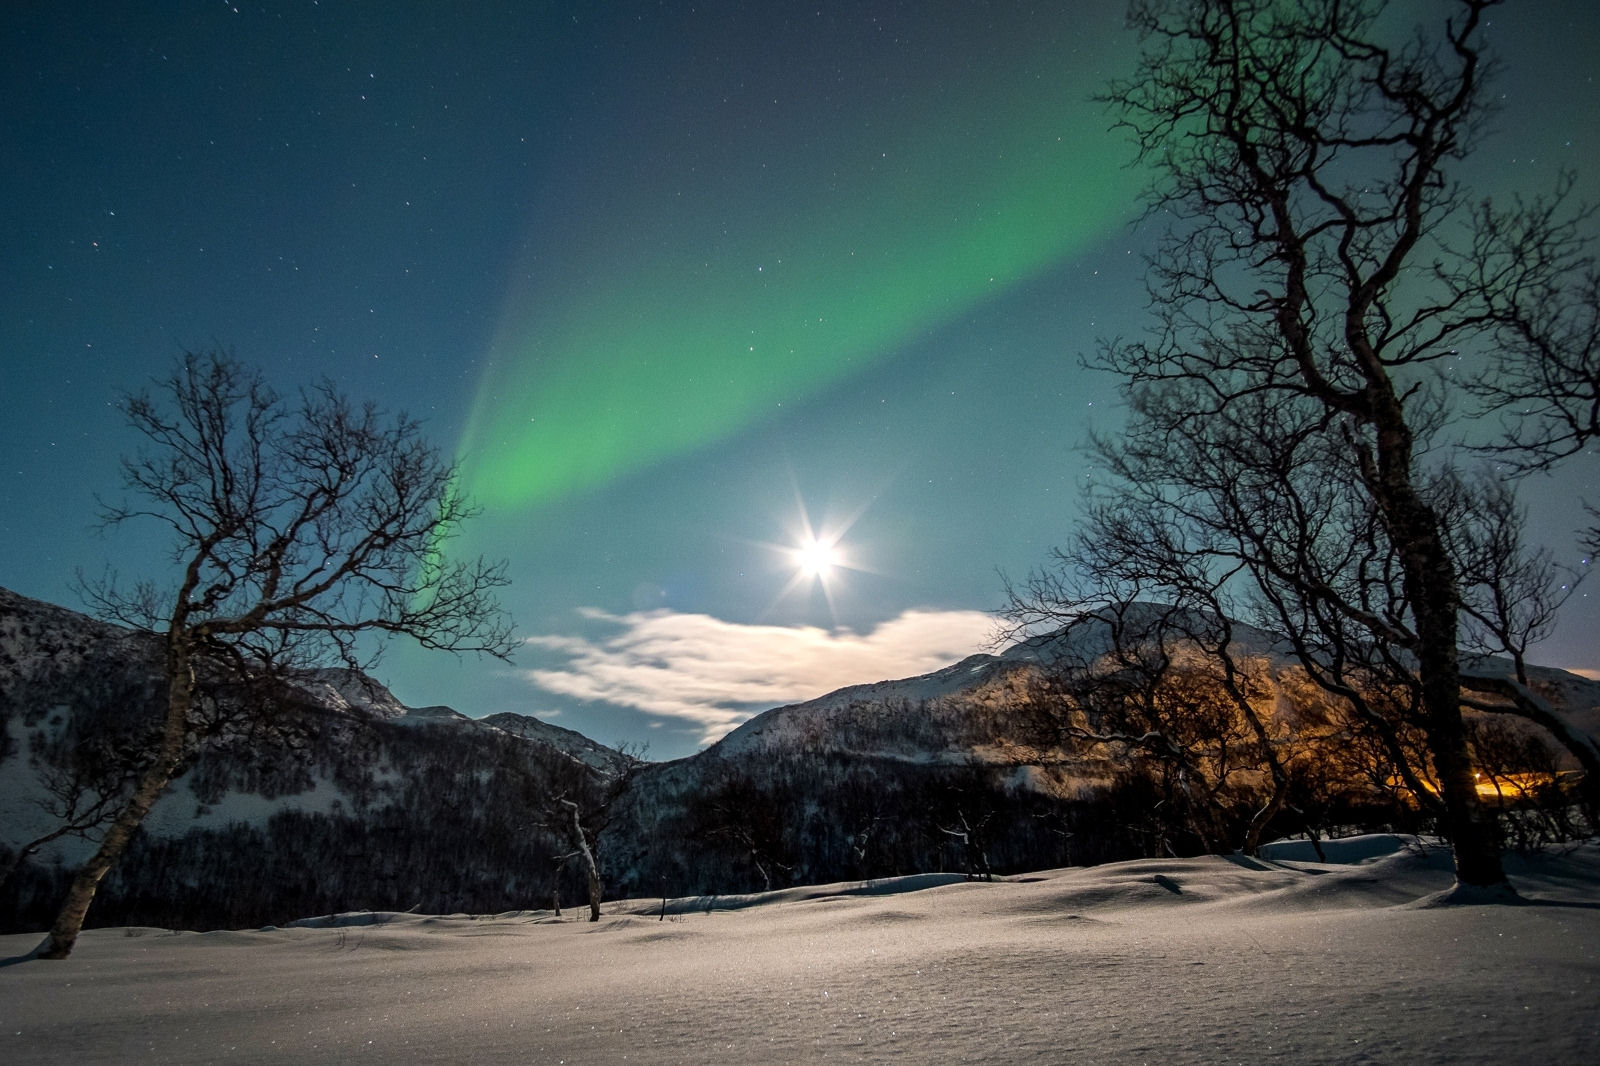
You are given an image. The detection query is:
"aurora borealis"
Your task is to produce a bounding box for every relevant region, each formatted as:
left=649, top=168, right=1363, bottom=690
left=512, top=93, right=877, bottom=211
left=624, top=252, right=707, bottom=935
left=457, top=6, right=1133, bottom=508
left=4, top=1, right=1598, bottom=758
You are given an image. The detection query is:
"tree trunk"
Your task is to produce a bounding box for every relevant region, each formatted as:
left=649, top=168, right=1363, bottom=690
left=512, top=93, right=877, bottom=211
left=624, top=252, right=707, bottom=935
left=1378, top=457, right=1507, bottom=890
left=559, top=798, right=602, bottom=922
left=1223, top=658, right=1292, bottom=855
left=1421, top=699, right=1506, bottom=888
left=1413, top=592, right=1506, bottom=888
left=1242, top=778, right=1291, bottom=857
left=39, top=634, right=194, bottom=959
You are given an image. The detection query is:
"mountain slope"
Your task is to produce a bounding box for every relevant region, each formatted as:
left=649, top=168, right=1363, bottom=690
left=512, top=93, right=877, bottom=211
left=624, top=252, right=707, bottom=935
left=600, top=610, right=1600, bottom=898
left=0, top=586, right=625, bottom=932
left=5, top=586, right=1595, bottom=929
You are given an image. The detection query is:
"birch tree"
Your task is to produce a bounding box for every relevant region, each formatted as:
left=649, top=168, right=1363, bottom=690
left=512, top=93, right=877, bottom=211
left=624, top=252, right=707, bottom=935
left=40, top=351, right=515, bottom=959
left=1062, top=0, right=1597, bottom=889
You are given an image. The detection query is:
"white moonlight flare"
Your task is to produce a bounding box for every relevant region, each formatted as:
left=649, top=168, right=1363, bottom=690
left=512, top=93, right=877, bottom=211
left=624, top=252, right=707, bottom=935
left=759, top=492, right=875, bottom=623
left=793, top=533, right=843, bottom=580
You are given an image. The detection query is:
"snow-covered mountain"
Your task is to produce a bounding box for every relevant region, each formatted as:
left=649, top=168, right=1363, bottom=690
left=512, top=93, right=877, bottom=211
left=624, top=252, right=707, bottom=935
left=599, top=608, right=1600, bottom=899
left=0, top=586, right=628, bottom=932
left=708, top=651, right=1040, bottom=760
left=4, top=585, right=1595, bottom=931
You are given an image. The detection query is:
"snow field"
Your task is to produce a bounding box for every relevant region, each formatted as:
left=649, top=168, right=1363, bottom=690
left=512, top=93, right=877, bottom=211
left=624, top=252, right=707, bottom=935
left=2, top=837, right=1596, bottom=1065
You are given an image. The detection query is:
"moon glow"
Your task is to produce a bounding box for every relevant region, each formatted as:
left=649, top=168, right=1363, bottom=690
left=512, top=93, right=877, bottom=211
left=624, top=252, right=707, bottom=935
left=794, top=536, right=842, bottom=581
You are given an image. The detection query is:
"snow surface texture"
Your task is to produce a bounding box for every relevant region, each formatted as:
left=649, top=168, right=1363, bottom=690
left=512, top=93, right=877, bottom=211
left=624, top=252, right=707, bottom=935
left=3, top=836, right=1596, bottom=1065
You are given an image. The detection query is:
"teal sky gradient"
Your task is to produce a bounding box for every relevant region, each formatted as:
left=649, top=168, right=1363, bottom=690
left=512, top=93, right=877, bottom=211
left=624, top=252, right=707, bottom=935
left=459, top=5, right=1137, bottom=509
left=3, top=1, right=1597, bottom=759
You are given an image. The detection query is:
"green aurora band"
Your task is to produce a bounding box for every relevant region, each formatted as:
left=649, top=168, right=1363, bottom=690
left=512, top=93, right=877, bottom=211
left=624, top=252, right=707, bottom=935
left=457, top=29, right=1141, bottom=511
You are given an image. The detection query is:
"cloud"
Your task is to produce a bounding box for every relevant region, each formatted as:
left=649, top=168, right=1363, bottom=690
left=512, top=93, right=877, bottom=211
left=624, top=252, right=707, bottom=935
left=522, top=607, right=998, bottom=746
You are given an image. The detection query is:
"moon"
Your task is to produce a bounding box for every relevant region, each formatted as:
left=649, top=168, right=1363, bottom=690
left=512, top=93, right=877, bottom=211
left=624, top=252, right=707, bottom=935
left=764, top=487, right=875, bottom=622
left=793, top=536, right=842, bottom=581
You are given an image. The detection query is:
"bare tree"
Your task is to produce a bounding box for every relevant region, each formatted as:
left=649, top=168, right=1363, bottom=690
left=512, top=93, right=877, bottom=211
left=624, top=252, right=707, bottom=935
left=1459, top=171, right=1600, bottom=469
left=1012, top=398, right=1597, bottom=847
left=0, top=737, right=139, bottom=895
left=1063, top=0, right=1597, bottom=890
left=1009, top=598, right=1304, bottom=857
left=932, top=765, right=997, bottom=881
left=1443, top=474, right=1599, bottom=807
left=540, top=742, right=645, bottom=922
left=552, top=796, right=604, bottom=922
left=688, top=765, right=794, bottom=894
left=37, top=351, right=516, bottom=959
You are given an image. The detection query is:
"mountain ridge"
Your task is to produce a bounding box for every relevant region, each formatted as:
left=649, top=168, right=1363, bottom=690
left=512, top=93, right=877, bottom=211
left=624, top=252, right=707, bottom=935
left=0, top=585, right=628, bottom=930
left=4, top=585, right=1596, bottom=930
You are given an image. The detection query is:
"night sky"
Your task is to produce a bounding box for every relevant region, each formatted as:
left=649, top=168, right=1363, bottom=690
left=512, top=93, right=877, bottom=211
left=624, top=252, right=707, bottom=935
left=5, top=1, right=1598, bottom=760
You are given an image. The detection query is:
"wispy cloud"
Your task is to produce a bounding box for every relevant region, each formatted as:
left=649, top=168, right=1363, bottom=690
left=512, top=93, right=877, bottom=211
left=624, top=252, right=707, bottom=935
left=523, top=608, right=998, bottom=745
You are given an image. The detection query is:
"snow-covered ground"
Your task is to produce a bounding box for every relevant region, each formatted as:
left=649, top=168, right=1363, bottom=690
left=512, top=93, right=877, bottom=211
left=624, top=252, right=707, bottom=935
left=2, top=836, right=1595, bottom=1065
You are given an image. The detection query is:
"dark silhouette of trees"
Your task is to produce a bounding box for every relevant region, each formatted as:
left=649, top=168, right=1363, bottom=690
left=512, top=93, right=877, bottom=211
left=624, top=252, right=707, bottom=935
left=1457, top=168, right=1600, bottom=470
left=39, top=351, right=515, bottom=959
left=1029, top=0, right=1597, bottom=890
left=686, top=763, right=796, bottom=893
left=930, top=761, right=999, bottom=880
left=1007, top=601, right=1344, bottom=858
left=0, top=734, right=139, bottom=895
